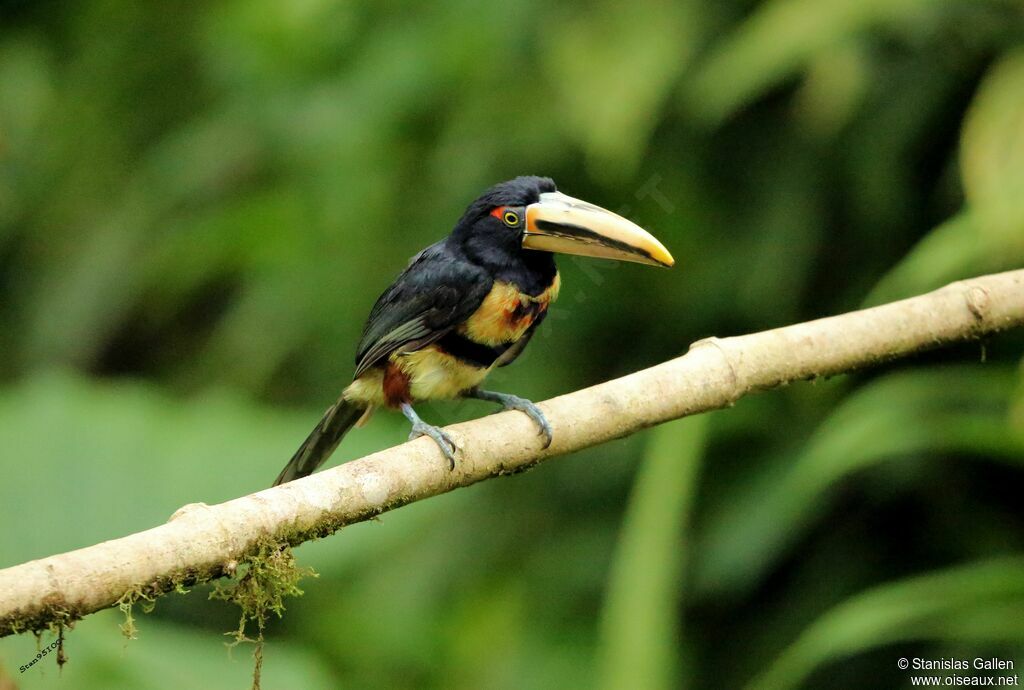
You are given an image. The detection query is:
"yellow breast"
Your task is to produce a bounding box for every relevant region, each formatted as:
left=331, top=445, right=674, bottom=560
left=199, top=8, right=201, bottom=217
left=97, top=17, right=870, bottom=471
left=460, top=274, right=560, bottom=347
left=400, top=347, right=490, bottom=400
left=343, top=347, right=491, bottom=405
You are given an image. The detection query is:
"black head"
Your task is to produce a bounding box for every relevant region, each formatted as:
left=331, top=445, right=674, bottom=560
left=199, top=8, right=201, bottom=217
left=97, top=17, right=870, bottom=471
left=449, top=175, right=674, bottom=290
left=457, top=176, right=558, bottom=221
left=451, top=176, right=559, bottom=282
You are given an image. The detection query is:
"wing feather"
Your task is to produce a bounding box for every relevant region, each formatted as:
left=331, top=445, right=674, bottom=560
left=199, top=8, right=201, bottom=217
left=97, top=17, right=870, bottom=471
left=352, top=241, right=491, bottom=379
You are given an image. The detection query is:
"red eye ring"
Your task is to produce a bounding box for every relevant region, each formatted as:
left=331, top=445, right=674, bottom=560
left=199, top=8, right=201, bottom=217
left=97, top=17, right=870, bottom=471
left=491, top=206, right=521, bottom=227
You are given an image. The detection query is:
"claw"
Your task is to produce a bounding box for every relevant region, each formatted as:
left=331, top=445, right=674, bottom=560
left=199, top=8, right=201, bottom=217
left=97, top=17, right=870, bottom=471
left=408, top=422, right=458, bottom=469
left=467, top=389, right=553, bottom=448
left=401, top=403, right=458, bottom=470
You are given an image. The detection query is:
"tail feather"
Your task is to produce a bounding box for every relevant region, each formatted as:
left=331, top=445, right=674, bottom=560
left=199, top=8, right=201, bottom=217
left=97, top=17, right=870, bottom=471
left=273, top=398, right=364, bottom=486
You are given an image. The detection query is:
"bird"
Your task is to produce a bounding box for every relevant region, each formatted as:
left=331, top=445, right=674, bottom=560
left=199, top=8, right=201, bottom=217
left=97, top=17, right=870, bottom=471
left=272, top=176, right=674, bottom=486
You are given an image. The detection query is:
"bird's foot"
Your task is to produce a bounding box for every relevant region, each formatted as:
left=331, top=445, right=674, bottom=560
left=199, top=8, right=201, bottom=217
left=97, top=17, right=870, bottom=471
left=467, top=389, right=553, bottom=448
left=401, top=403, right=457, bottom=470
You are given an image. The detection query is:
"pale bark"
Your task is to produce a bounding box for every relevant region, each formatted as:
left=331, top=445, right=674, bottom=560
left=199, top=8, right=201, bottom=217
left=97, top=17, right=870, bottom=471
left=1, top=269, right=1022, bottom=637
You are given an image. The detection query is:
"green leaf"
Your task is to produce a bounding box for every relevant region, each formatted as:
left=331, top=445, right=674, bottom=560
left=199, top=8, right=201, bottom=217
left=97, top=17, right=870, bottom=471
left=960, top=48, right=1024, bottom=214
left=747, top=557, right=1024, bottom=690
left=867, top=50, right=1024, bottom=305
left=684, top=0, right=930, bottom=124
left=863, top=209, right=1024, bottom=305
left=694, top=367, right=1023, bottom=597
left=540, top=0, right=702, bottom=176
left=596, top=415, right=709, bottom=690
left=0, top=370, right=396, bottom=568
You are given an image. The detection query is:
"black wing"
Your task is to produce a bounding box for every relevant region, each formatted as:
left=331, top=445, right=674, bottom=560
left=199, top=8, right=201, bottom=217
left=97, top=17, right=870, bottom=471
left=353, top=241, right=492, bottom=379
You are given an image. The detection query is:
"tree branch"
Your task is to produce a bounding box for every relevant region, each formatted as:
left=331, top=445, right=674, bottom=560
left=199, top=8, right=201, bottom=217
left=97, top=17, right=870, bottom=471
left=2, top=269, right=1023, bottom=637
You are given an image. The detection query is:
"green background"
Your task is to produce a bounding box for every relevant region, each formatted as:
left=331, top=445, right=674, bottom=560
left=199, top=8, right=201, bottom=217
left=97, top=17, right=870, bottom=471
left=2, top=1, right=1024, bottom=688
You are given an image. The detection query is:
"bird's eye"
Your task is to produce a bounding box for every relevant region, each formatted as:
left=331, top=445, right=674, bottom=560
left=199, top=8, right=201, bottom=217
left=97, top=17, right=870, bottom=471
left=489, top=205, right=525, bottom=228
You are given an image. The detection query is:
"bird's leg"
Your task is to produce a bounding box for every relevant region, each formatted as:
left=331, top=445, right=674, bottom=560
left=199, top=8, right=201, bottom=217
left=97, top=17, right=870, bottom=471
left=466, top=388, right=553, bottom=448
left=400, top=402, right=457, bottom=470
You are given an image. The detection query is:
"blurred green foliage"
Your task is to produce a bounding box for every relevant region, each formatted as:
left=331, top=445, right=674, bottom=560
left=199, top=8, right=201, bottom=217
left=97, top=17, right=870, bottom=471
left=1, top=1, right=1023, bottom=688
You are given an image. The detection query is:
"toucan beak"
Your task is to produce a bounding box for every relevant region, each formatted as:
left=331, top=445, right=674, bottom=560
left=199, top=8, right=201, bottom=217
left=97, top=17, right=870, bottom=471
left=523, top=191, right=675, bottom=268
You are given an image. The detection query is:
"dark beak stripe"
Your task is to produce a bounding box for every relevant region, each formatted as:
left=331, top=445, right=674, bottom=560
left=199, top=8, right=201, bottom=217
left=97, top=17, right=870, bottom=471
left=530, top=219, right=657, bottom=263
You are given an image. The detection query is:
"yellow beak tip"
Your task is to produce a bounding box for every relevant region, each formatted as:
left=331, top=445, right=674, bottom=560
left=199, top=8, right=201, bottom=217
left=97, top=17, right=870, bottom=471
left=648, top=246, right=675, bottom=268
